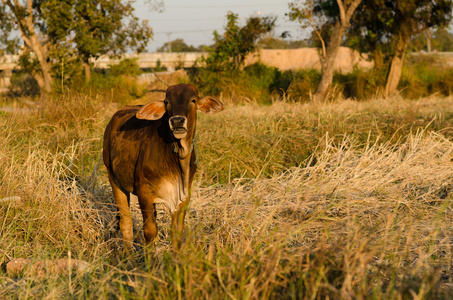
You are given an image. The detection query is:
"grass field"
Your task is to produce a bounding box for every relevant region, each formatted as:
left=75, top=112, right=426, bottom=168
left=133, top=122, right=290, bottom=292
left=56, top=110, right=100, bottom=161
left=0, top=93, right=452, bottom=298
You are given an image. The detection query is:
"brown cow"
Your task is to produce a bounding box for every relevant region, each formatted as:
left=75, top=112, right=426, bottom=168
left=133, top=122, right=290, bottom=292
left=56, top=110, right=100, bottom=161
left=103, top=84, right=223, bottom=248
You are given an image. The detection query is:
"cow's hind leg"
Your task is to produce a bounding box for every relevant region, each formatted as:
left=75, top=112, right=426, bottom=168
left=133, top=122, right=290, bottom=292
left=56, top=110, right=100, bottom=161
left=137, top=187, right=158, bottom=245
left=108, top=173, right=133, bottom=247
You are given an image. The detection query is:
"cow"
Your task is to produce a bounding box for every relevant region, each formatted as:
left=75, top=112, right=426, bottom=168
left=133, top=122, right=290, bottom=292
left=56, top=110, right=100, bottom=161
left=103, top=83, right=224, bottom=248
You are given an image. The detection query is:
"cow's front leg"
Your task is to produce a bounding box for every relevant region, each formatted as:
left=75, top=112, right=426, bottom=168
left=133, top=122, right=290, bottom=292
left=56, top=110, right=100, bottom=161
left=108, top=173, right=133, bottom=248
left=171, top=198, right=190, bottom=249
left=137, top=187, right=158, bottom=245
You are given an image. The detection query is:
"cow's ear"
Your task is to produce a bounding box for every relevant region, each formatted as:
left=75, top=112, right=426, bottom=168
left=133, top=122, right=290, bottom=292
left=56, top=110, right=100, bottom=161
left=198, top=96, right=224, bottom=114
left=136, top=101, right=166, bottom=120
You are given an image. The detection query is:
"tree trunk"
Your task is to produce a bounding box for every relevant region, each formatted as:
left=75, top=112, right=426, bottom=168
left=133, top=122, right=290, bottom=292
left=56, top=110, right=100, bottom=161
left=84, top=61, right=91, bottom=83
left=372, top=48, right=384, bottom=70
left=33, top=72, right=44, bottom=90
left=40, top=61, right=53, bottom=93
left=312, top=0, right=362, bottom=102
left=312, top=21, right=345, bottom=102
left=5, top=0, right=53, bottom=94
left=384, top=33, right=409, bottom=98
left=28, top=35, right=52, bottom=94
left=425, top=29, right=432, bottom=53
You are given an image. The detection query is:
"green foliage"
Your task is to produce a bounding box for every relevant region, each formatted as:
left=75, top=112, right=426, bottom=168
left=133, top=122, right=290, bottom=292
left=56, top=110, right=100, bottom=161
left=204, top=12, right=276, bottom=72
left=348, top=0, right=453, bottom=59
left=154, top=59, right=167, bottom=72
left=258, top=36, right=308, bottom=49
left=334, top=67, right=387, bottom=99
left=287, top=0, right=340, bottom=47
left=110, top=58, right=143, bottom=77
left=71, top=0, right=153, bottom=63
left=346, top=0, right=394, bottom=55
left=192, top=63, right=277, bottom=103
left=8, top=73, right=40, bottom=97
left=408, top=28, right=453, bottom=52
left=83, top=59, right=146, bottom=102
left=157, top=38, right=203, bottom=52
left=398, top=54, right=453, bottom=97
left=0, top=4, right=20, bottom=55
left=39, top=0, right=75, bottom=42
left=433, top=27, right=453, bottom=51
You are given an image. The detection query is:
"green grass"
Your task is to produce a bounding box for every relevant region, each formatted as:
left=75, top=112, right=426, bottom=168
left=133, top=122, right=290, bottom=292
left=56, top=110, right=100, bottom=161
left=0, top=93, right=452, bottom=298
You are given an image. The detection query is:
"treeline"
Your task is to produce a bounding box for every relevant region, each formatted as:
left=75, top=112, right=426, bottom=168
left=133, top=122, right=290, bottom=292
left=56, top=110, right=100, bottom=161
left=1, top=0, right=453, bottom=101
left=193, top=1, right=453, bottom=102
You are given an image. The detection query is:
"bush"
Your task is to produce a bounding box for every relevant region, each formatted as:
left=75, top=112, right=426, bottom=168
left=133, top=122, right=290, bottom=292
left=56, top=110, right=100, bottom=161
left=334, top=67, right=387, bottom=100
left=191, top=63, right=277, bottom=104
left=110, top=58, right=143, bottom=77
left=399, top=54, right=453, bottom=98
left=8, top=73, right=41, bottom=97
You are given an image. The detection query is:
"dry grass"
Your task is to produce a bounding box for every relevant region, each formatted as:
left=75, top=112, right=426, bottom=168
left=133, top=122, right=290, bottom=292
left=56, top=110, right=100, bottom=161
left=0, top=93, right=452, bottom=298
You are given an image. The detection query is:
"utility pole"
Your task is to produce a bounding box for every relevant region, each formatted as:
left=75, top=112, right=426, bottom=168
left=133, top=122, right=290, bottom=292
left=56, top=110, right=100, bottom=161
left=425, top=29, right=432, bottom=53
left=167, top=32, right=172, bottom=53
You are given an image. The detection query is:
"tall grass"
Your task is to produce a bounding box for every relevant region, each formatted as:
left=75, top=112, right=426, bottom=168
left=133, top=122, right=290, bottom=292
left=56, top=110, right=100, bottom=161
left=0, top=93, right=452, bottom=298
left=198, top=96, right=453, bottom=184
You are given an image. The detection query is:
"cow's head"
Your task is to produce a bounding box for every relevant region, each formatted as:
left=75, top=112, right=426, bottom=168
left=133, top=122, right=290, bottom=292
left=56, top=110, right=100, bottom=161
left=136, top=84, right=224, bottom=139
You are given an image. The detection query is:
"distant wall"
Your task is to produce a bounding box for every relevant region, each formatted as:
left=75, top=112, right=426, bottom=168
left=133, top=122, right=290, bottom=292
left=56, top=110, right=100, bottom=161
left=245, top=47, right=374, bottom=73
left=92, top=52, right=206, bottom=69
left=0, top=48, right=374, bottom=73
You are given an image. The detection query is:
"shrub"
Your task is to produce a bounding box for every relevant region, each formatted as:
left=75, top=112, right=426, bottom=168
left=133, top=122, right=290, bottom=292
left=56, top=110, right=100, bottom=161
left=110, top=58, right=143, bottom=77
left=8, top=73, right=41, bottom=97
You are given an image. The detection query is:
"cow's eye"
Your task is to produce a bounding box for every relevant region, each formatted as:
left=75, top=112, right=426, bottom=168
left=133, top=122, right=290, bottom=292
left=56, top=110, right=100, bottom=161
left=191, top=99, right=196, bottom=103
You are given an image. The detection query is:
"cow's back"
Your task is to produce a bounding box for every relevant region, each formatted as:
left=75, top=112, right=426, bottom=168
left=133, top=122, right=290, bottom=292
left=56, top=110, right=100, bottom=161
left=103, top=105, right=152, bottom=193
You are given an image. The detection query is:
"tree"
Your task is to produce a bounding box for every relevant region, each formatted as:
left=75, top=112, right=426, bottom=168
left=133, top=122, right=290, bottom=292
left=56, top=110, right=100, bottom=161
left=382, top=0, right=453, bottom=97
left=157, top=38, right=200, bottom=52
left=407, top=27, right=453, bottom=52
left=71, top=0, right=153, bottom=82
left=433, top=28, right=453, bottom=51
left=0, top=0, right=60, bottom=93
left=0, top=0, right=153, bottom=92
left=205, top=12, right=276, bottom=72
left=346, top=0, right=393, bottom=70
left=288, top=0, right=362, bottom=102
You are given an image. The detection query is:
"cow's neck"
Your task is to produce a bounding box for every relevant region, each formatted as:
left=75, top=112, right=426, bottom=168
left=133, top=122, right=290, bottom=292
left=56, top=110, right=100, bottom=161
left=176, top=138, right=191, bottom=160
left=171, top=132, right=195, bottom=202
left=172, top=134, right=194, bottom=160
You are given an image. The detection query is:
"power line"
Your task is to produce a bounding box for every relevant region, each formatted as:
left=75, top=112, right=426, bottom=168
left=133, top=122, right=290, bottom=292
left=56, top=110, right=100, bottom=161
left=137, top=3, right=284, bottom=9
left=151, top=18, right=226, bottom=21
left=153, top=24, right=301, bottom=35
left=154, top=29, right=221, bottom=34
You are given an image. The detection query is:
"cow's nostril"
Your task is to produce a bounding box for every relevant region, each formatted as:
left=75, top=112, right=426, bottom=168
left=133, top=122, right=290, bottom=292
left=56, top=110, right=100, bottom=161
left=170, top=116, right=186, bottom=128
left=169, top=116, right=187, bottom=134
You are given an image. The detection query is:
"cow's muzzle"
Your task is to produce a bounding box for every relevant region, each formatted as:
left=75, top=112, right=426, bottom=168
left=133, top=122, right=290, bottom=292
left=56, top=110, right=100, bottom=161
left=169, top=115, right=188, bottom=139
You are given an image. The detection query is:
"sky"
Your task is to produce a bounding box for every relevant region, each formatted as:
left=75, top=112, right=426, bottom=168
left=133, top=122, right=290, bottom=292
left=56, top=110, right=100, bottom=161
left=133, top=0, right=306, bottom=52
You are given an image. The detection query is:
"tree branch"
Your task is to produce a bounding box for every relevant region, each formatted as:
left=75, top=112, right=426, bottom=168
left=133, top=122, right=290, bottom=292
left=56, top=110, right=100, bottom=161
left=345, top=0, right=362, bottom=21
left=25, top=0, right=33, bottom=32
left=6, top=0, right=29, bottom=41
left=20, top=33, right=32, bottom=47
left=336, top=0, right=347, bottom=26
left=305, top=1, right=326, bottom=58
